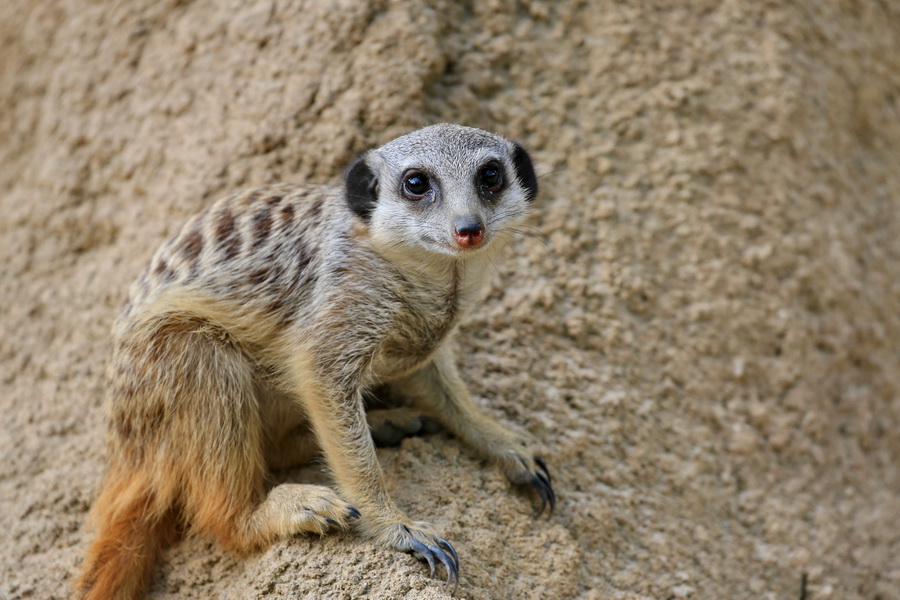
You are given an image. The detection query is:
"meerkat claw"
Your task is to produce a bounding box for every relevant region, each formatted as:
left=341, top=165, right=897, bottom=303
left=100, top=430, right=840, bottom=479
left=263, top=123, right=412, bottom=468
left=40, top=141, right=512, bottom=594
left=408, top=538, right=460, bottom=590
left=437, top=537, right=459, bottom=572
left=432, top=543, right=459, bottom=591
left=534, top=455, right=552, bottom=484
left=530, top=457, right=556, bottom=517
left=409, top=539, right=437, bottom=577
left=346, top=505, right=361, bottom=520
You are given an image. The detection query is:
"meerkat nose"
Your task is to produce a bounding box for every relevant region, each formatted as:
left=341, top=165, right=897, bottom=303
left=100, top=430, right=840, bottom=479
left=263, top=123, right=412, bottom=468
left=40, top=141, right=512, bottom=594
left=453, top=216, right=485, bottom=248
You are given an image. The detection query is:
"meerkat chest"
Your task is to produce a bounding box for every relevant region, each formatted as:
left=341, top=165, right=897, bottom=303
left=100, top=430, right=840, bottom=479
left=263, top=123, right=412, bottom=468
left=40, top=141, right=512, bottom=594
left=368, top=261, right=488, bottom=380
left=371, top=293, right=457, bottom=380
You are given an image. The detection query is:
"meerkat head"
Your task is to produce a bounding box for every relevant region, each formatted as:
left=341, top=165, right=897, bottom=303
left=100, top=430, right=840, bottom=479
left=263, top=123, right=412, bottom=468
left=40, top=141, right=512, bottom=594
left=345, top=124, right=537, bottom=259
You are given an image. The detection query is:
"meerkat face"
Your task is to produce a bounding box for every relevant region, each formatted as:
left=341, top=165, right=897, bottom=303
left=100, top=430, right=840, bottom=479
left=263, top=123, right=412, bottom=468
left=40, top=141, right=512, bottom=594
left=345, top=124, right=537, bottom=259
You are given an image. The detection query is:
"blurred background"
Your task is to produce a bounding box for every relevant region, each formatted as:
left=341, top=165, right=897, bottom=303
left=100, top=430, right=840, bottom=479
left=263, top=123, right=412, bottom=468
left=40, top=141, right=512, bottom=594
left=1, top=1, right=897, bottom=598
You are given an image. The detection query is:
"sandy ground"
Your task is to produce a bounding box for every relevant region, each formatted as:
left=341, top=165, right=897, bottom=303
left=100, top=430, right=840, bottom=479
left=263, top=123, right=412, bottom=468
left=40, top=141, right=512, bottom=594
left=1, top=1, right=898, bottom=598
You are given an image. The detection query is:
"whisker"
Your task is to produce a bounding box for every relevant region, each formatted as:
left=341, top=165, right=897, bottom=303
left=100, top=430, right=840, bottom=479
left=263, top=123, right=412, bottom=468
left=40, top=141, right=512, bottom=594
left=508, top=227, right=552, bottom=249
left=536, top=166, right=569, bottom=179
left=511, top=224, right=545, bottom=236
left=483, top=251, right=502, bottom=277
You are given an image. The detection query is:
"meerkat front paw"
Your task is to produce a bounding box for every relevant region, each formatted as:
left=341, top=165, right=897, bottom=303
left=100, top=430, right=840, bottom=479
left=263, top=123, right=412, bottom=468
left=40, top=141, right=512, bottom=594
left=377, top=521, right=459, bottom=589
left=493, top=438, right=556, bottom=516
left=505, top=451, right=556, bottom=516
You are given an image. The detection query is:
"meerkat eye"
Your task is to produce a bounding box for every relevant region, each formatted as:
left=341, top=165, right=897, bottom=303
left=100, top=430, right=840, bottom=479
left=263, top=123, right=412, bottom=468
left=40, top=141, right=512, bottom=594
left=478, top=162, right=504, bottom=194
left=401, top=172, right=431, bottom=200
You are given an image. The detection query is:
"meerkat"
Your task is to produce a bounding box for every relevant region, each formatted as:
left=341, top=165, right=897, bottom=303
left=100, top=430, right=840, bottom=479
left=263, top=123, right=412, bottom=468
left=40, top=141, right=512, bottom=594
left=75, top=124, right=555, bottom=599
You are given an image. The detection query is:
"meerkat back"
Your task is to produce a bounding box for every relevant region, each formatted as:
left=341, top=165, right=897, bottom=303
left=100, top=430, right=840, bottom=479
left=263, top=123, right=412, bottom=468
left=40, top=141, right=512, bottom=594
left=76, top=124, right=553, bottom=599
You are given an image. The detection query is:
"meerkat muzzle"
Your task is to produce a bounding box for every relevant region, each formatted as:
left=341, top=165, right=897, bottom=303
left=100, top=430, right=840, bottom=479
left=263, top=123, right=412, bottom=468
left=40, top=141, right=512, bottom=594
left=452, top=216, right=485, bottom=247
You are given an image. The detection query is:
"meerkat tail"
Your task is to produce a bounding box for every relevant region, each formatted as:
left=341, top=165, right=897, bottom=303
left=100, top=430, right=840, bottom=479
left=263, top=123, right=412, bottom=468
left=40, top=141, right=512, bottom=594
left=75, top=468, right=178, bottom=600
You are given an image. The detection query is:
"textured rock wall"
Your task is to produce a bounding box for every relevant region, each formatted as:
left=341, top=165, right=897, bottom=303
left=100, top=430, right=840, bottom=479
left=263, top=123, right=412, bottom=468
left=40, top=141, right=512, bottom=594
left=1, top=1, right=898, bottom=598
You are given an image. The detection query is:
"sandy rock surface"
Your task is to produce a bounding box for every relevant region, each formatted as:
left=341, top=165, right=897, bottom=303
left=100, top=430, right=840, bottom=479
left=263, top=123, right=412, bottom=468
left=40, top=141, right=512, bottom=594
left=1, top=1, right=898, bottom=599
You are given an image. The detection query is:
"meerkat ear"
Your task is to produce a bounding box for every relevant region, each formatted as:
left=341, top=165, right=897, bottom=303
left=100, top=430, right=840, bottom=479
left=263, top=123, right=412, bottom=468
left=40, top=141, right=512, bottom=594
left=345, top=155, right=379, bottom=221
left=511, top=142, right=538, bottom=203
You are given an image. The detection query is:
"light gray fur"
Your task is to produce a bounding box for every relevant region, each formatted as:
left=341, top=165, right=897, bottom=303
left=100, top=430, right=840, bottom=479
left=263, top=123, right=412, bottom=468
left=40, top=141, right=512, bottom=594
left=365, top=124, right=531, bottom=258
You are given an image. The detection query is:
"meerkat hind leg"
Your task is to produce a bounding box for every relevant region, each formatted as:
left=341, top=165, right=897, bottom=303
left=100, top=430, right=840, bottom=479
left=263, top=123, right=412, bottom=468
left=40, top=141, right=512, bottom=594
left=365, top=407, right=442, bottom=447
left=227, top=483, right=361, bottom=548
left=260, top=390, right=323, bottom=471
left=123, top=319, right=359, bottom=553
left=265, top=426, right=322, bottom=471
left=258, top=390, right=437, bottom=464
left=362, top=385, right=441, bottom=447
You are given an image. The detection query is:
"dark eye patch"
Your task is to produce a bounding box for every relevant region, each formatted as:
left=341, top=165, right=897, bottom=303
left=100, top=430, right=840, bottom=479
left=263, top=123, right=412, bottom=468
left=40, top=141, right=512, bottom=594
left=511, top=143, right=538, bottom=203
